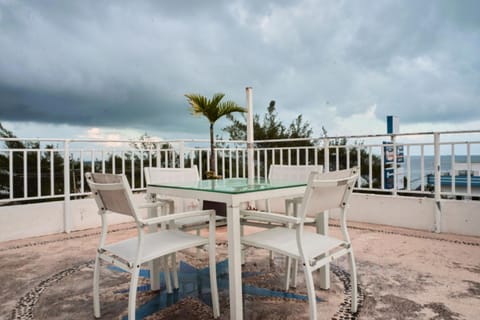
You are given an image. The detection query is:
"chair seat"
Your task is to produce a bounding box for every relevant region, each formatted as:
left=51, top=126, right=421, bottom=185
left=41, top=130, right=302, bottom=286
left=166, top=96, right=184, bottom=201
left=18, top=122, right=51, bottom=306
left=242, top=227, right=345, bottom=260
left=103, top=230, right=209, bottom=265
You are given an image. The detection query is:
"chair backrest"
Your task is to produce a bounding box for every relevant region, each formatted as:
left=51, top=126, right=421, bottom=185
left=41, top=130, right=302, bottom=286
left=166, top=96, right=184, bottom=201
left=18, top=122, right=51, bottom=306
left=144, top=166, right=200, bottom=185
left=300, top=167, right=359, bottom=218
left=144, top=166, right=201, bottom=211
left=86, top=172, right=138, bottom=219
left=268, top=164, right=324, bottom=182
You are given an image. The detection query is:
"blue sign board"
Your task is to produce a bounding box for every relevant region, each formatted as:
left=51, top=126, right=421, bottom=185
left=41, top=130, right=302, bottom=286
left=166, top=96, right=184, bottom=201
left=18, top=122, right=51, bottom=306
left=383, top=142, right=404, bottom=164
left=384, top=167, right=394, bottom=189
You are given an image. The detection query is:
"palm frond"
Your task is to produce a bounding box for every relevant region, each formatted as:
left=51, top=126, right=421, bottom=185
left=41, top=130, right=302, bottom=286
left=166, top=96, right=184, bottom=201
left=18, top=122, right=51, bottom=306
left=217, top=101, right=247, bottom=118
left=211, top=93, right=225, bottom=106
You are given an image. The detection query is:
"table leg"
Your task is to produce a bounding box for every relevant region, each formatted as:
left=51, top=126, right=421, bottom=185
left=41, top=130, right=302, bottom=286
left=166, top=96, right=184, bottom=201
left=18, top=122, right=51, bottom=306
left=227, top=203, right=243, bottom=320
left=148, top=205, right=161, bottom=291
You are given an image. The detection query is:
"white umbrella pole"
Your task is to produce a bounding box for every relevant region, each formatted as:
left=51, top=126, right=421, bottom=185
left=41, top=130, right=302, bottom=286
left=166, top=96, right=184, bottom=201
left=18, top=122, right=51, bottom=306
left=246, top=87, right=254, bottom=185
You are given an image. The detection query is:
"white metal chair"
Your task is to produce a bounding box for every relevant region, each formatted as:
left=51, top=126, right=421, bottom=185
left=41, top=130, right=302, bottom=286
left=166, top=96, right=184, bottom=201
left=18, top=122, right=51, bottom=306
left=144, top=166, right=226, bottom=231
left=86, top=172, right=220, bottom=319
left=144, top=166, right=226, bottom=293
left=240, top=164, right=323, bottom=289
left=241, top=168, right=359, bottom=319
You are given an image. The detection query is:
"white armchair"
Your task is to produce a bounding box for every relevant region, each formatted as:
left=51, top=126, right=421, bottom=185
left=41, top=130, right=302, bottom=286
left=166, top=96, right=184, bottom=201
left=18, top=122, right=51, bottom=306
left=240, top=164, right=323, bottom=288
left=241, top=168, right=359, bottom=319
left=86, top=172, right=220, bottom=319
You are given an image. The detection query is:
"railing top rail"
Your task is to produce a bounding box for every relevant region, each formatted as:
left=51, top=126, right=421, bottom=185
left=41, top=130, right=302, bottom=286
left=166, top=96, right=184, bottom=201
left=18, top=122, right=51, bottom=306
left=1, top=129, right=479, bottom=145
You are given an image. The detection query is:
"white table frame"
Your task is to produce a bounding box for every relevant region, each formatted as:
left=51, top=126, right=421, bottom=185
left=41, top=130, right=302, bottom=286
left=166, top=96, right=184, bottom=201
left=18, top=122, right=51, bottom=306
left=147, top=181, right=308, bottom=319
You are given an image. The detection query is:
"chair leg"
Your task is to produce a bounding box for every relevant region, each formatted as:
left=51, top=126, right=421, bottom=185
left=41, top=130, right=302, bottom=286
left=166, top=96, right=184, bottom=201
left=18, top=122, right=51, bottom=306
left=284, top=257, right=292, bottom=291
left=171, top=253, right=179, bottom=289
left=128, top=265, right=140, bottom=320
left=292, top=259, right=298, bottom=288
left=150, top=258, right=161, bottom=291
left=208, top=237, right=220, bottom=318
left=162, top=256, right=173, bottom=293
left=93, top=254, right=101, bottom=318
left=196, top=229, right=201, bottom=255
left=348, top=250, right=358, bottom=313
left=240, top=224, right=245, bottom=265
left=303, top=264, right=318, bottom=320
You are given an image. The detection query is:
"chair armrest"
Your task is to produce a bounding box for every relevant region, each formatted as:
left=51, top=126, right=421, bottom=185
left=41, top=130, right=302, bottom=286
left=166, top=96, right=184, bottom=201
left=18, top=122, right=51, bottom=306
left=140, top=209, right=215, bottom=226
left=241, top=209, right=300, bottom=225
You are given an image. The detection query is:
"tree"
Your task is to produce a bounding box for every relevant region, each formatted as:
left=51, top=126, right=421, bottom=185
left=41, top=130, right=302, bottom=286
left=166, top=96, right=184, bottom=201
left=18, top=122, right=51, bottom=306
left=185, top=93, right=246, bottom=175
left=223, top=100, right=314, bottom=147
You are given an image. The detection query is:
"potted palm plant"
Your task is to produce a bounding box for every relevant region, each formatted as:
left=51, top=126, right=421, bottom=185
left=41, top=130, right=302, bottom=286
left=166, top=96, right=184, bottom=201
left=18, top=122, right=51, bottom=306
left=185, top=92, right=246, bottom=215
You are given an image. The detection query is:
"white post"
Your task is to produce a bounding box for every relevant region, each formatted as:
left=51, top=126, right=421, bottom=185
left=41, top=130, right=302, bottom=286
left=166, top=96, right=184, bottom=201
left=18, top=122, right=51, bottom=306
left=64, top=139, right=71, bottom=233
left=320, top=136, right=330, bottom=289
left=434, top=133, right=441, bottom=233
left=391, top=135, right=398, bottom=196
left=246, top=87, right=254, bottom=184
left=179, top=140, right=185, bottom=168
left=323, top=137, right=330, bottom=173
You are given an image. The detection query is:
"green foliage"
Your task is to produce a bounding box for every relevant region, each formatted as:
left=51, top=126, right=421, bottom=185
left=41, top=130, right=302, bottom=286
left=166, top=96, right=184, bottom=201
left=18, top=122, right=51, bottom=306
left=222, top=102, right=382, bottom=185
left=186, top=93, right=246, bottom=124
left=223, top=100, right=314, bottom=148
left=0, top=123, right=65, bottom=201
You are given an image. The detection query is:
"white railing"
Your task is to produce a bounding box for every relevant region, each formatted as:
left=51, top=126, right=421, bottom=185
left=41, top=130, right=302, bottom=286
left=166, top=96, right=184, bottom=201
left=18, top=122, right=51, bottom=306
left=1, top=130, right=479, bottom=232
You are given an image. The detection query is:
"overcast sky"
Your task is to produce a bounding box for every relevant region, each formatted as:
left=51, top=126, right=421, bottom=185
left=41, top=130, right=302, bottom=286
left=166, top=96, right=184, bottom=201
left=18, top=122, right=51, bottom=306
left=1, top=0, right=479, bottom=141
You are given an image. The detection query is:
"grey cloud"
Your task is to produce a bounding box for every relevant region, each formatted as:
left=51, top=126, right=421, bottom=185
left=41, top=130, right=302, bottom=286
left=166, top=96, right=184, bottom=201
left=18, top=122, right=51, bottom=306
left=0, top=0, right=479, bottom=137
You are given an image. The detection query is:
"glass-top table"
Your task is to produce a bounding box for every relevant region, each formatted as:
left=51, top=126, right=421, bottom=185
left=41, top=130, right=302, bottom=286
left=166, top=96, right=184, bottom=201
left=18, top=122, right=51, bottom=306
left=147, top=178, right=307, bottom=320
left=149, top=178, right=307, bottom=194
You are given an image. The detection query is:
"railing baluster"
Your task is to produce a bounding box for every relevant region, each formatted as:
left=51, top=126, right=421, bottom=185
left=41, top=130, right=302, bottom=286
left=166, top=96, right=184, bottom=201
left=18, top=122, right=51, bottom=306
left=346, top=147, right=350, bottom=169
left=9, top=150, right=13, bottom=199
left=451, top=144, right=456, bottom=194
left=420, top=145, right=425, bottom=192
left=37, top=150, right=41, bottom=197
left=368, top=146, right=372, bottom=189
left=80, top=151, right=84, bottom=193
left=406, top=145, right=411, bottom=191
left=63, top=140, right=71, bottom=233
left=434, top=133, right=441, bottom=233
left=23, top=150, right=27, bottom=198
left=50, top=150, right=54, bottom=196
left=264, top=149, right=268, bottom=177
left=467, top=143, right=472, bottom=195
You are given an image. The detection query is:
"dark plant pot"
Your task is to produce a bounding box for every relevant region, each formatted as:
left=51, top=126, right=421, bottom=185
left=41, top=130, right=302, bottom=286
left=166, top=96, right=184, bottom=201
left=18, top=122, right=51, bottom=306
left=203, top=200, right=227, bottom=217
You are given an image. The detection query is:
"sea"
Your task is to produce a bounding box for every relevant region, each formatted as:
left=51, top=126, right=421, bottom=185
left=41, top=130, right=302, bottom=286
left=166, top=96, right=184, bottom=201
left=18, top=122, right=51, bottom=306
left=406, top=155, right=480, bottom=189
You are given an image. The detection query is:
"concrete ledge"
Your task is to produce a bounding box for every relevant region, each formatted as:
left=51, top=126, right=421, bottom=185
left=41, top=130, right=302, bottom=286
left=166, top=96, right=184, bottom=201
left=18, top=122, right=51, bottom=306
left=1, top=192, right=479, bottom=242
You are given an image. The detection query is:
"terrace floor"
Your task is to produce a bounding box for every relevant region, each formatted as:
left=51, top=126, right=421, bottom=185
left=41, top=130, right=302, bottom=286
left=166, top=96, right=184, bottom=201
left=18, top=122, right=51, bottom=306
left=1, top=221, right=480, bottom=320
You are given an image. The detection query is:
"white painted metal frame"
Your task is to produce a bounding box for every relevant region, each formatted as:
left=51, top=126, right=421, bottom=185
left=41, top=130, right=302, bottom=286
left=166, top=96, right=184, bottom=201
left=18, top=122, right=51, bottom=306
left=240, top=164, right=325, bottom=289
left=87, top=172, right=220, bottom=319
left=241, top=168, right=359, bottom=319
